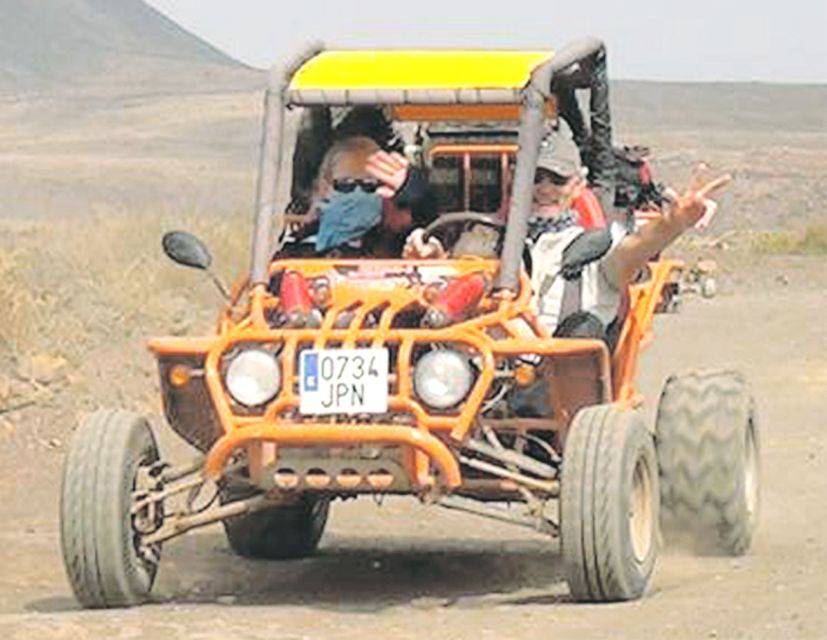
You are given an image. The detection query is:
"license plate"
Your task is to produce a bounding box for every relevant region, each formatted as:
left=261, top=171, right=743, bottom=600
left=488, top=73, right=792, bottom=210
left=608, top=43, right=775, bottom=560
left=299, top=348, right=389, bottom=415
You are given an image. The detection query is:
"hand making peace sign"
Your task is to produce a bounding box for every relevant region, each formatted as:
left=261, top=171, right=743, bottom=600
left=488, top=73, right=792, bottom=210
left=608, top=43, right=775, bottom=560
left=663, top=165, right=732, bottom=232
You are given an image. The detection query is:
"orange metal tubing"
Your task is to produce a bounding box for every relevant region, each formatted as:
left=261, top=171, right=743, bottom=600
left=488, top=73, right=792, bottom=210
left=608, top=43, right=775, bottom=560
left=390, top=103, right=556, bottom=122
left=430, top=143, right=518, bottom=156
left=202, top=423, right=462, bottom=488
left=612, top=259, right=682, bottom=401
left=151, top=256, right=623, bottom=492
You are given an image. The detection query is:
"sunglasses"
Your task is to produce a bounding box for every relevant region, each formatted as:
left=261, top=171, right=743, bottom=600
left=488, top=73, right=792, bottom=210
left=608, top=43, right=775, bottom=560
left=332, top=178, right=381, bottom=194
left=534, top=169, right=570, bottom=186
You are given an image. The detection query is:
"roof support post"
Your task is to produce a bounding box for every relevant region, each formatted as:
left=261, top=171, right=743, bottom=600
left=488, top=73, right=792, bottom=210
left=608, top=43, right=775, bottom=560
left=496, top=68, right=552, bottom=292
left=251, top=69, right=284, bottom=286
left=495, top=37, right=606, bottom=293
left=251, top=44, right=325, bottom=286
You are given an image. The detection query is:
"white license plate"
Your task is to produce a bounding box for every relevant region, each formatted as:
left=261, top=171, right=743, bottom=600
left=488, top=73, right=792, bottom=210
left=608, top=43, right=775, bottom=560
left=299, top=348, right=389, bottom=415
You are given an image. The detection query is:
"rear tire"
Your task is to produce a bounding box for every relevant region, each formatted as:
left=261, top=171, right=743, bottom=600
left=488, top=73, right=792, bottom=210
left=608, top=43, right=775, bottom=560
left=221, top=487, right=329, bottom=560
left=561, top=405, right=659, bottom=602
left=656, top=370, right=759, bottom=555
left=60, top=410, right=161, bottom=608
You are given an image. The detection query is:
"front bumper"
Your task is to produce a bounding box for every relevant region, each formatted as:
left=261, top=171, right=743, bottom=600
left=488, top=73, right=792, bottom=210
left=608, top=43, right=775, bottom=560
left=203, top=421, right=462, bottom=489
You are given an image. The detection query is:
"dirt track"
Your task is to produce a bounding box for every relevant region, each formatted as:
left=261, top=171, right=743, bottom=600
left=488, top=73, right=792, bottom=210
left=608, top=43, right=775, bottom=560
left=1, top=255, right=826, bottom=639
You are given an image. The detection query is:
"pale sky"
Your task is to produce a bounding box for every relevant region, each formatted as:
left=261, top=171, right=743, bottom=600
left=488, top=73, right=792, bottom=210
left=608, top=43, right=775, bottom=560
left=146, top=0, right=826, bottom=83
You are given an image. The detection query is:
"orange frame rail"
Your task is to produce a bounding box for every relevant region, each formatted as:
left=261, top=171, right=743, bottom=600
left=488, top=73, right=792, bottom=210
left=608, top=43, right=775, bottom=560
left=149, top=254, right=678, bottom=491
left=150, top=258, right=617, bottom=488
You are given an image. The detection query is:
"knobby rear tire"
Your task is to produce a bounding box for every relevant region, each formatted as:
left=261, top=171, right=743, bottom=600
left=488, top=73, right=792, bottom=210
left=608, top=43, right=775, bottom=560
left=221, top=487, right=330, bottom=560
left=656, top=370, right=760, bottom=555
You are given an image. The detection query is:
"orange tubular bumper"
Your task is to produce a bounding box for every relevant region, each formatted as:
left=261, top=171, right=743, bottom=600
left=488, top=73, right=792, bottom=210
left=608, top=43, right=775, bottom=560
left=151, top=259, right=619, bottom=494
left=203, top=423, right=462, bottom=489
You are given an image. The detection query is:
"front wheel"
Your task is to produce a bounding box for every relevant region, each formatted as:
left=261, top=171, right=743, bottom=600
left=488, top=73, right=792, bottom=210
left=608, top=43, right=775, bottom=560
left=60, top=410, right=162, bottom=608
left=560, top=405, right=659, bottom=602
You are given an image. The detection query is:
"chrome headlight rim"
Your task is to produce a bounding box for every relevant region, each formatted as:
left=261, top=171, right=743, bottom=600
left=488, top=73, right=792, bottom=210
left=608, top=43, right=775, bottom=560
left=413, top=347, right=475, bottom=410
left=224, top=347, right=282, bottom=407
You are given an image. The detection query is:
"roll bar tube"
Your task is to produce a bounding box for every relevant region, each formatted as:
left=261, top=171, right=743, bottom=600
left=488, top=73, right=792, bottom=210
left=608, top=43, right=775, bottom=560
left=251, top=71, right=284, bottom=286
left=252, top=39, right=606, bottom=291
left=495, top=81, right=548, bottom=292
left=251, top=44, right=324, bottom=286
left=495, top=37, right=606, bottom=293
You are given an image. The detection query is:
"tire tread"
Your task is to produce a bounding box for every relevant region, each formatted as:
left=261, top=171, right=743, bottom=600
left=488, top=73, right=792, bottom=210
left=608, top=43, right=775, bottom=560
left=60, top=409, right=159, bottom=608
left=561, top=405, right=658, bottom=602
left=656, top=370, right=758, bottom=555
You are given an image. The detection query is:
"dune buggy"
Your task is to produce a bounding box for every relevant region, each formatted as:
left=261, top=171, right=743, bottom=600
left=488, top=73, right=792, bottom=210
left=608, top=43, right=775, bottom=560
left=60, top=38, right=760, bottom=608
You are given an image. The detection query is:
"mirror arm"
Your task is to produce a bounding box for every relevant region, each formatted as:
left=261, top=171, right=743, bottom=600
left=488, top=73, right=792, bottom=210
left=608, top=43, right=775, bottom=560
left=206, top=269, right=231, bottom=301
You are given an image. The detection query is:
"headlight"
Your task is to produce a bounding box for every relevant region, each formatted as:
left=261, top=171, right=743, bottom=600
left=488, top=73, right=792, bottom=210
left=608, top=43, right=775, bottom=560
left=413, top=349, right=474, bottom=409
left=225, top=349, right=281, bottom=407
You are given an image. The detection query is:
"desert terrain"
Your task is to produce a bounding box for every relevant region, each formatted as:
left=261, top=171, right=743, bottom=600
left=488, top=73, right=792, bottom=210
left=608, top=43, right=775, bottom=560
left=1, top=1, right=826, bottom=638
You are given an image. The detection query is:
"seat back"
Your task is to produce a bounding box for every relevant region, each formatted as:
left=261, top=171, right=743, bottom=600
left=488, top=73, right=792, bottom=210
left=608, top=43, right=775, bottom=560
left=571, top=188, right=607, bottom=229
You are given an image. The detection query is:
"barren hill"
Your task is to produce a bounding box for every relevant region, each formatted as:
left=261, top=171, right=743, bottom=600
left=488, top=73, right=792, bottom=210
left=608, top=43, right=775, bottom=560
left=0, top=0, right=259, bottom=95
left=612, top=80, right=827, bottom=134
left=0, top=1, right=823, bottom=230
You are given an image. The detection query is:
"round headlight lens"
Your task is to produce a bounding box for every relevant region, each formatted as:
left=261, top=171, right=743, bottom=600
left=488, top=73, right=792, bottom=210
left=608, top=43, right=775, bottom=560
left=413, top=349, right=474, bottom=410
left=225, top=349, right=281, bottom=407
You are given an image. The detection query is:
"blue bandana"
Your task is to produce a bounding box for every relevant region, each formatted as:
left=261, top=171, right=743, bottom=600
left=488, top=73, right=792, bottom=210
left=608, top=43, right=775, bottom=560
left=316, top=190, right=383, bottom=253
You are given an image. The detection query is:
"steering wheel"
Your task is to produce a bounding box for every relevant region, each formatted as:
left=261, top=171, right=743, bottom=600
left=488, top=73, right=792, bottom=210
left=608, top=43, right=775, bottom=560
left=421, top=212, right=506, bottom=244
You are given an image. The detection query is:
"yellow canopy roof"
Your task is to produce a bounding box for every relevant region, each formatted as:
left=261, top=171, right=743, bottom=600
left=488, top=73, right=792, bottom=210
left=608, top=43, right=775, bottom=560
left=286, top=50, right=555, bottom=106
left=290, top=50, right=554, bottom=91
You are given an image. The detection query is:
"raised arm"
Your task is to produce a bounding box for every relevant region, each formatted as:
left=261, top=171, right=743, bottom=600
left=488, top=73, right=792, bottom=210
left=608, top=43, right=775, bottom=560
left=603, top=173, right=732, bottom=289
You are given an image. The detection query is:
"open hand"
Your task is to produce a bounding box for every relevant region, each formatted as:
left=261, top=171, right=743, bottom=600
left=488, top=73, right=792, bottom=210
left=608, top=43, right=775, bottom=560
left=366, top=151, right=410, bottom=199
left=402, top=228, right=447, bottom=259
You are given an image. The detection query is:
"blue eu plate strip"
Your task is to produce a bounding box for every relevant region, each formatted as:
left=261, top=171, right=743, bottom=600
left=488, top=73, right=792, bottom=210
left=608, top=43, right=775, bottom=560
left=303, top=352, right=319, bottom=392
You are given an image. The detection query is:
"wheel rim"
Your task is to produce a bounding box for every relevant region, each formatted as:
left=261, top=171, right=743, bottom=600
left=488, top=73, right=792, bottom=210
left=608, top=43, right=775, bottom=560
left=131, top=455, right=163, bottom=575
left=629, top=455, right=654, bottom=563
left=744, top=421, right=759, bottom=526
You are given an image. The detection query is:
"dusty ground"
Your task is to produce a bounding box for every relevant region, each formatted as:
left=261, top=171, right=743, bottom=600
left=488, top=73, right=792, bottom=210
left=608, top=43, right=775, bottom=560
left=0, top=254, right=825, bottom=639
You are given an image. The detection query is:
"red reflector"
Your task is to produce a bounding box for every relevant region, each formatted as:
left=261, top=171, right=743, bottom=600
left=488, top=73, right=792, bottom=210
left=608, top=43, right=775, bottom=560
left=279, top=271, right=313, bottom=316
left=434, top=273, right=487, bottom=322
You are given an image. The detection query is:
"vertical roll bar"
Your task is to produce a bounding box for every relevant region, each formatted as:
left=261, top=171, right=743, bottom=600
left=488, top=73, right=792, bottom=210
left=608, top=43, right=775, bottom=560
left=496, top=67, right=552, bottom=292
left=251, top=69, right=285, bottom=286
left=251, top=44, right=325, bottom=286
left=495, top=37, right=606, bottom=293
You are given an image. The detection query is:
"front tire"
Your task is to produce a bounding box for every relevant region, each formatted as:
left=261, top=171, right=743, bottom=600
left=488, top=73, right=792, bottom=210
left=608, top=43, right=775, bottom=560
left=561, top=405, right=659, bottom=602
left=60, top=410, right=161, bottom=608
left=656, top=370, right=760, bottom=555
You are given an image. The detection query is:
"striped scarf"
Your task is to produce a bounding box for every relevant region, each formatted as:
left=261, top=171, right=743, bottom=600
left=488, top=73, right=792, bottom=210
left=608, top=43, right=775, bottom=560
left=527, top=210, right=578, bottom=244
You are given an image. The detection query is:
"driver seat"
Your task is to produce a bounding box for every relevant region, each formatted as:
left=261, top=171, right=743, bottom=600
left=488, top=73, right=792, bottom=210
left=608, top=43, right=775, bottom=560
left=572, top=188, right=607, bottom=229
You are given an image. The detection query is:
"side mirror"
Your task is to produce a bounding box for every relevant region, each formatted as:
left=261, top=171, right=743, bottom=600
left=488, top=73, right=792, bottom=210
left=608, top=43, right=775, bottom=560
left=162, top=231, right=230, bottom=300
left=162, top=231, right=212, bottom=270
left=536, top=228, right=613, bottom=300
left=560, top=229, right=612, bottom=279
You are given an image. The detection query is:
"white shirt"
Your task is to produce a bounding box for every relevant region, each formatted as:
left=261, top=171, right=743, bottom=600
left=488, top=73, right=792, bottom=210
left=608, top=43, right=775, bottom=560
left=529, top=222, right=625, bottom=334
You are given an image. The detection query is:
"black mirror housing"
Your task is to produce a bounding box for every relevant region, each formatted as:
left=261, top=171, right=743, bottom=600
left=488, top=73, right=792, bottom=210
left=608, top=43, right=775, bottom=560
left=560, top=229, right=612, bottom=280
left=162, top=231, right=213, bottom=271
